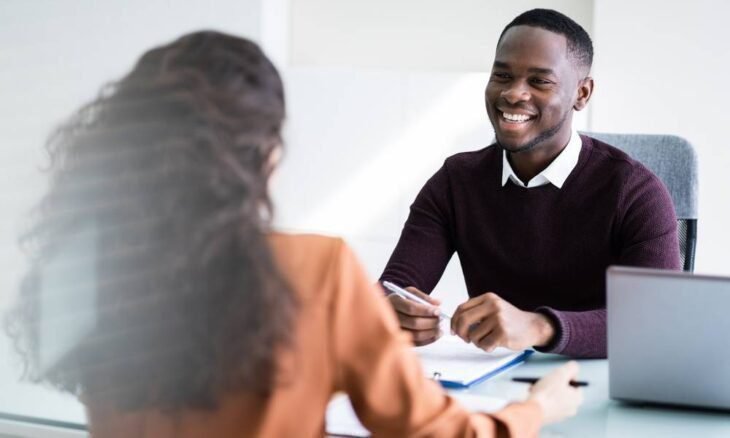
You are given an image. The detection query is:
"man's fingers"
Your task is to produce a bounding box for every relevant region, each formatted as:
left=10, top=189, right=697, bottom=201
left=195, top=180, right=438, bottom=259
left=466, top=316, right=497, bottom=345
left=451, top=305, right=494, bottom=341
left=474, top=328, right=504, bottom=352
left=409, top=327, right=441, bottom=345
left=413, top=336, right=440, bottom=347
left=405, top=286, right=441, bottom=305
left=454, top=292, right=498, bottom=314
left=397, top=313, right=440, bottom=331
left=451, top=312, right=476, bottom=341
left=388, top=294, right=440, bottom=317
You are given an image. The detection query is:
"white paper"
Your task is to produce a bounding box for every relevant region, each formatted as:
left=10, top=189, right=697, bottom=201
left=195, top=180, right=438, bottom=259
left=325, top=392, right=507, bottom=436
left=325, top=394, right=370, bottom=437
left=415, top=335, right=525, bottom=386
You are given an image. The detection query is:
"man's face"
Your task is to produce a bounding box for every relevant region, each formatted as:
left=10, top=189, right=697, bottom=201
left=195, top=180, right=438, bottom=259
left=485, top=25, right=585, bottom=154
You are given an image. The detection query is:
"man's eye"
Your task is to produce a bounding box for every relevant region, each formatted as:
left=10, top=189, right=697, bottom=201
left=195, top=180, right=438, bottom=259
left=492, top=72, right=511, bottom=80
left=531, top=78, right=552, bottom=85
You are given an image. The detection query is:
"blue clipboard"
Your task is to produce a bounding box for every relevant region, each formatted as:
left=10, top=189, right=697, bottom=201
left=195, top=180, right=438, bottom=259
left=436, top=350, right=534, bottom=389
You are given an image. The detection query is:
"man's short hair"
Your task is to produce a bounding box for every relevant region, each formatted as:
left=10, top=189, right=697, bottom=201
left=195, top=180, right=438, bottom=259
left=499, top=8, right=593, bottom=70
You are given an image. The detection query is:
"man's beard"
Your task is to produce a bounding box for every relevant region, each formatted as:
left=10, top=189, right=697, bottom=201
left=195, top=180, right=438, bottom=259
left=498, top=109, right=571, bottom=154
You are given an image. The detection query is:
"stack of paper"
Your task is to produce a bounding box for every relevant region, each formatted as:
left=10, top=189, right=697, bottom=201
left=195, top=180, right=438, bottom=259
left=325, top=392, right=508, bottom=437
left=415, top=335, right=532, bottom=388
left=325, top=394, right=371, bottom=437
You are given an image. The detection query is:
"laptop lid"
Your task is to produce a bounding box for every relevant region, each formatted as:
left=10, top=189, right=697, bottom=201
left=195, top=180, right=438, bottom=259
left=607, top=266, right=730, bottom=410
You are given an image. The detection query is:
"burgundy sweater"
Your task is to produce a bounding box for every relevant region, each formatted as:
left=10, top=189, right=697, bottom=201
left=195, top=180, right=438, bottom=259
left=380, top=135, right=680, bottom=358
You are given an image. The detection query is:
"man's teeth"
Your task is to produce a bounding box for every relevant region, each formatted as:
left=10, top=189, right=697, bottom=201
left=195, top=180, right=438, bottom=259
left=502, top=112, right=531, bottom=122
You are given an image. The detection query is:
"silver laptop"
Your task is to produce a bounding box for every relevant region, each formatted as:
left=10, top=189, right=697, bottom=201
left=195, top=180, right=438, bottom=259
left=607, top=266, right=730, bottom=410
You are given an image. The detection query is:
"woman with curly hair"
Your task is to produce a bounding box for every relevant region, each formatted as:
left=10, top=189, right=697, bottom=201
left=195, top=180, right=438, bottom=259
left=5, top=31, right=582, bottom=436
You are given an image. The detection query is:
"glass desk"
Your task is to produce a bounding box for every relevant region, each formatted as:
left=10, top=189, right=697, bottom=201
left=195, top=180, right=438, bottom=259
left=460, top=354, right=730, bottom=438
left=3, top=354, right=729, bottom=437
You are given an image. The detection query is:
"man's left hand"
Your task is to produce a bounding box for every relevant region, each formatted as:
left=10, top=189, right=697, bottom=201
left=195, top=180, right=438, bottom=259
left=450, top=292, right=555, bottom=352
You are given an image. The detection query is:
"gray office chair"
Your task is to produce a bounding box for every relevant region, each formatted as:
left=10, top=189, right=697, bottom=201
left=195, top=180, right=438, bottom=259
left=584, top=132, right=698, bottom=272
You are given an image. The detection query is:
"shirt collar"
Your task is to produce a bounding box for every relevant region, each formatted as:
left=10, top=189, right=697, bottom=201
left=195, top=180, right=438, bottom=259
left=501, top=130, right=582, bottom=189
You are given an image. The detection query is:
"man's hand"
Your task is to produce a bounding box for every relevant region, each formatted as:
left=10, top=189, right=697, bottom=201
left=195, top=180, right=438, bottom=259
left=386, top=286, right=443, bottom=346
left=450, top=292, right=555, bottom=352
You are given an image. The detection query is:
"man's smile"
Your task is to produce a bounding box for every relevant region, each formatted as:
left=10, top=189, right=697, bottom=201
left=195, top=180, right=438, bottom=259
left=501, top=111, right=535, bottom=122
left=496, top=108, right=537, bottom=133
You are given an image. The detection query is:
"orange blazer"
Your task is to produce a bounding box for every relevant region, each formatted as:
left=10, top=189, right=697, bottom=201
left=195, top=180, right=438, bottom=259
left=85, top=233, right=542, bottom=437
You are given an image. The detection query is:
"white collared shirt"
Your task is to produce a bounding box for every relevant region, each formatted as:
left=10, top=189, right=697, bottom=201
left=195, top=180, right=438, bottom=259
left=501, top=130, right=582, bottom=189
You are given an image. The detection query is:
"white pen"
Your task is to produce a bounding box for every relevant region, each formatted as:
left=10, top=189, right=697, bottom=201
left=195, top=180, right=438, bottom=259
left=382, top=281, right=452, bottom=320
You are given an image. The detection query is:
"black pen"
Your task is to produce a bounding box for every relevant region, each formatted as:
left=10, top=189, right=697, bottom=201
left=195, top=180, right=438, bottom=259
left=511, top=377, right=588, bottom=387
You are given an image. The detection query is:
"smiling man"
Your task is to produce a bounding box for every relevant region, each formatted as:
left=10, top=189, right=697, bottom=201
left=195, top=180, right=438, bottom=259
left=379, top=9, right=680, bottom=358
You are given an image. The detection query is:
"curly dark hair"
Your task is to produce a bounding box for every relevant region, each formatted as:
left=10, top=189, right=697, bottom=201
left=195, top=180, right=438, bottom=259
left=4, top=30, right=298, bottom=410
left=499, top=8, right=594, bottom=70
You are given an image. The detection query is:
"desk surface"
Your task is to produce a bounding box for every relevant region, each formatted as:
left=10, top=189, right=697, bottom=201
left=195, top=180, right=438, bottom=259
left=461, top=354, right=730, bottom=438
left=2, top=354, right=729, bottom=437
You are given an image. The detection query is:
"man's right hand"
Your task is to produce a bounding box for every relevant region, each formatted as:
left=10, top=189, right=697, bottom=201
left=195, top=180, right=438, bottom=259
left=386, top=286, right=442, bottom=346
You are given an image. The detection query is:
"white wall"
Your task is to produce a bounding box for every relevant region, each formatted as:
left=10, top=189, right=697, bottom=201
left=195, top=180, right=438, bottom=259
left=591, top=0, right=730, bottom=275
left=0, top=0, right=275, bottom=425
left=290, top=0, right=593, bottom=71
left=273, top=69, right=497, bottom=313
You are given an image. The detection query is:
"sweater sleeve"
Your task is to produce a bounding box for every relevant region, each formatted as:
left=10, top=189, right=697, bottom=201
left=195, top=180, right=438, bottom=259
left=536, top=164, right=680, bottom=358
left=613, top=164, right=680, bottom=270
left=331, top=239, right=543, bottom=437
left=379, top=165, right=456, bottom=293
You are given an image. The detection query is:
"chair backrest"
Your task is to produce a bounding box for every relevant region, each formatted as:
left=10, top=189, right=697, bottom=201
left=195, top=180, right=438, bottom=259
left=583, top=132, right=698, bottom=272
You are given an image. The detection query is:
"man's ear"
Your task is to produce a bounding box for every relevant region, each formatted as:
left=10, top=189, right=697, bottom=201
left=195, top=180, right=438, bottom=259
left=574, top=76, right=594, bottom=111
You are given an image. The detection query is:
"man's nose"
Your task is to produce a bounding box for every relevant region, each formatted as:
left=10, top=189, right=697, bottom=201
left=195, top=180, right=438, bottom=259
left=501, top=81, right=530, bottom=104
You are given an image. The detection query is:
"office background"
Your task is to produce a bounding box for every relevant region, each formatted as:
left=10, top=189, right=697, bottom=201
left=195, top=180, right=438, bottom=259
left=0, top=0, right=728, bottom=427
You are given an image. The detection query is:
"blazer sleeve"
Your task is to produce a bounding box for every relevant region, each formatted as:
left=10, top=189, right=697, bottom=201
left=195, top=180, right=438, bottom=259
left=330, top=239, right=543, bottom=437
